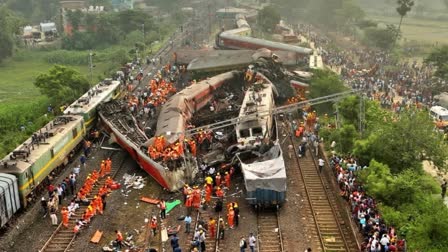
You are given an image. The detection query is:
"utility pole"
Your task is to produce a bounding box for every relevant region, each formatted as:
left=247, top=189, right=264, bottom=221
left=89, top=50, right=95, bottom=86
left=141, top=23, right=145, bottom=53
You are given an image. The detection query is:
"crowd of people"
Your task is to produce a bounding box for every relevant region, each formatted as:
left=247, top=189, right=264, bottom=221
left=329, top=155, right=406, bottom=252
left=41, top=158, right=116, bottom=235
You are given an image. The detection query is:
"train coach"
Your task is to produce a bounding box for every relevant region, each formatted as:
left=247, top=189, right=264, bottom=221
left=0, top=116, right=85, bottom=210
left=0, top=79, right=122, bottom=228
left=64, top=79, right=122, bottom=129
left=235, top=72, right=287, bottom=208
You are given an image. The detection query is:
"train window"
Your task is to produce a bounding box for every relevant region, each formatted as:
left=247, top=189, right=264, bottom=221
left=252, top=127, right=263, bottom=136
left=72, top=128, right=78, bottom=138
left=50, top=148, right=54, bottom=158
left=239, top=129, right=250, bottom=138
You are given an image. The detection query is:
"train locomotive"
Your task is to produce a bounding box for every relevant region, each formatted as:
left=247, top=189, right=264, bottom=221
left=234, top=71, right=287, bottom=208
left=0, top=80, right=121, bottom=228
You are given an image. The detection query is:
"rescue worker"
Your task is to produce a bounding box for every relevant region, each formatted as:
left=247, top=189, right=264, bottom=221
left=224, top=172, right=231, bottom=189
left=189, top=139, right=197, bottom=156
left=61, top=206, right=69, bottom=228
left=185, top=195, right=193, bottom=216
left=208, top=217, right=216, bottom=240
left=215, top=173, right=221, bottom=187
left=150, top=216, right=158, bottom=236
left=192, top=186, right=201, bottom=209
left=205, top=184, right=212, bottom=204
left=100, top=160, right=106, bottom=177
left=106, top=176, right=114, bottom=188
left=215, top=186, right=224, bottom=199
left=105, top=157, right=112, bottom=175
left=205, top=175, right=213, bottom=192
left=94, top=195, right=103, bottom=215
left=227, top=207, right=235, bottom=229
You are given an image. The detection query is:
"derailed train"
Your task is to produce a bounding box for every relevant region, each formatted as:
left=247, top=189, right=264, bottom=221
left=235, top=71, right=287, bottom=208
left=0, top=80, right=121, bottom=228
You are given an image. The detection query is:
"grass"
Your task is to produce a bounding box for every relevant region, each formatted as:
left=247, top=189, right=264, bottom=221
left=0, top=50, right=114, bottom=106
left=368, top=15, right=448, bottom=45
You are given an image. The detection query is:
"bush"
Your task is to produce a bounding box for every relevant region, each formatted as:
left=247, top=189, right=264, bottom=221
left=44, top=50, right=89, bottom=65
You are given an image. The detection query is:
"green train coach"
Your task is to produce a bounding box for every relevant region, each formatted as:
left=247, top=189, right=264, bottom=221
left=0, top=115, right=86, bottom=208
left=63, top=79, right=122, bottom=130
left=0, top=79, right=123, bottom=228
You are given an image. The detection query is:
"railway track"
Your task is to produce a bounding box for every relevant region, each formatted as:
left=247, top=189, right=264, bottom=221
left=39, top=150, right=128, bottom=252
left=289, top=136, right=358, bottom=252
left=257, top=210, right=284, bottom=252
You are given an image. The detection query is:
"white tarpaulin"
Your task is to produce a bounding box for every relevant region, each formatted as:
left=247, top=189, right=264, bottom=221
left=240, top=144, right=287, bottom=192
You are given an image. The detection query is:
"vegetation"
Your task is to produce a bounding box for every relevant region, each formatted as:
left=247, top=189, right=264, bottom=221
left=363, top=24, right=400, bottom=50
left=34, top=65, right=90, bottom=106
left=308, top=69, right=348, bottom=112
left=319, top=93, right=448, bottom=250
left=396, top=0, right=414, bottom=30
left=257, top=6, right=281, bottom=32
left=425, top=45, right=448, bottom=81
left=0, top=7, right=23, bottom=63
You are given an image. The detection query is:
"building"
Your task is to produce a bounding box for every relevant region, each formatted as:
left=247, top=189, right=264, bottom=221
left=112, top=0, right=134, bottom=10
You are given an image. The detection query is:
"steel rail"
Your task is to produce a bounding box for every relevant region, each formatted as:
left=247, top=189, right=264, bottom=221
left=40, top=151, right=127, bottom=252
left=307, top=143, right=352, bottom=251
left=290, top=135, right=350, bottom=251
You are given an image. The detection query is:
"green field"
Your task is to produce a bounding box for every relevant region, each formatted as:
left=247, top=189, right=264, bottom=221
left=0, top=50, right=114, bottom=106
left=369, top=15, right=448, bottom=45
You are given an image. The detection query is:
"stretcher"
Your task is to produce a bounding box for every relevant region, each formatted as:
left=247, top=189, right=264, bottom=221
left=140, top=197, right=160, bottom=205
left=90, top=230, right=103, bottom=243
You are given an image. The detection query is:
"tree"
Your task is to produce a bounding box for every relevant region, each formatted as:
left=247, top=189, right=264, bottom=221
left=67, top=9, right=83, bottom=32
left=396, top=0, right=414, bottom=31
left=425, top=45, right=448, bottom=81
left=0, top=7, right=22, bottom=63
left=309, top=69, right=348, bottom=112
left=34, top=65, right=90, bottom=106
left=257, top=6, right=281, bottom=32
left=354, top=110, right=448, bottom=173
left=363, top=25, right=400, bottom=50
left=334, top=0, right=365, bottom=31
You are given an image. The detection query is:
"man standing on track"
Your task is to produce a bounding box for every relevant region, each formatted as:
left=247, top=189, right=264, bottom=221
left=159, top=199, right=166, bottom=219
left=318, top=158, right=325, bottom=173
left=248, top=233, right=256, bottom=252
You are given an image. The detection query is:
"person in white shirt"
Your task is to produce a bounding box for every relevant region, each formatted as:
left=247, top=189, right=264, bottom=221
left=318, top=158, right=325, bottom=173
left=248, top=233, right=256, bottom=252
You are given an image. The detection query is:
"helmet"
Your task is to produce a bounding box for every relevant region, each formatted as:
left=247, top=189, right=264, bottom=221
left=217, top=172, right=220, bottom=175
left=225, top=172, right=228, bottom=174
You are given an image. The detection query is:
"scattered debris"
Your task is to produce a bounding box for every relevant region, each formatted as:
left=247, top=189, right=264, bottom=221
left=123, top=173, right=146, bottom=190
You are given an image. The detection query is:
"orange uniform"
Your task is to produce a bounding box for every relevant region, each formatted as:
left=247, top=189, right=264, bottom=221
left=105, top=158, right=112, bottom=175
left=100, top=161, right=106, bottom=177
left=224, top=173, right=231, bottom=188
left=189, top=140, right=197, bottom=156
left=227, top=208, right=235, bottom=228
left=208, top=218, right=216, bottom=239
left=205, top=185, right=212, bottom=203
left=192, top=188, right=201, bottom=209
left=61, top=207, right=69, bottom=228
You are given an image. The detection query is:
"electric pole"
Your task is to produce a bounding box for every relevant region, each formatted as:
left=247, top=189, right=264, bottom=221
left=89, top=50, right=95, bottom=86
